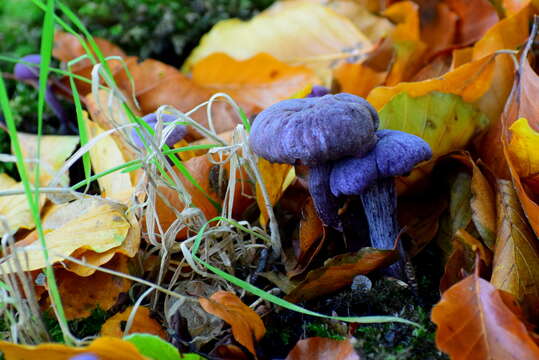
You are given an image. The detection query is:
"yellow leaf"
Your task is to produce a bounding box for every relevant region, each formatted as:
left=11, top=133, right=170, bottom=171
left=256, top=158, right=293, bottom=227
left=0, top=336, right=147, bottom=360
left=192, top=53, right=319, bottom=115
left=0, top=198, right=130, bottom=272
left=508, top=118, right=539, bottom=178
left=16, top=133, right=79, bottom=186
left=183, top=2, right=371, bottom=83
left=0, top=173, right=45, bottom=237
left=101, top=305, right=168, bottom=339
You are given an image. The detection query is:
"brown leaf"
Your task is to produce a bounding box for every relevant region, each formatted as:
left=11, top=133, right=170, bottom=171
left=199, top=291, right=265, bottom=356
left=0, top=336, right=146, bottom=360
left=470, top=162, right=497, bottom=249
left=419, top=2, right=457, bottom=58
left=445, top=0, right=499, bottom=45
left=49, top=255, right=131, bottom=320
left=285, top=248, right=397, bottom=303
left=286, top=337, right=359, bottom=360
left=432, top=275, right=539, bottom=360
left=100, top=305, right=168, bottom=339
left=491, top=180, right=539, bottom=321
left=192, top=52, right=318, bottom=115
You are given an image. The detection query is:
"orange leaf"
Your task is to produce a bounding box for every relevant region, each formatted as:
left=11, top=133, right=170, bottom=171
left=431, top=275, right=539, bottom=359
left=285, top=248, right=397, bottom=303
left=192, top=53, right=318, bottom=115
left=445, top=0, right=499, bottom=45
left=333, top=61, right=386, bottom=98
left=101, top=305, right=168, bottom=339
left=256, top=158, right=293, bottom=228
left=199, top=291, right=265, bottom=356
left=419, top=2, right=457, bottom=58
left=491, top=180, right=539, bottom=321
left=0, top=336, right=146, bottom=360
left=286, top=337, right=359, bottom=360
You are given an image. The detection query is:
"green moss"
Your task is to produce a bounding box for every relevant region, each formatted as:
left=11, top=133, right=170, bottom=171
left=305, top=322, right=345, bottom=341
left=43, top=307, right=108, bottom=342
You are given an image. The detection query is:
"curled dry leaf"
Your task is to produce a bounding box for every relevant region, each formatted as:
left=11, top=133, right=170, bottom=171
left=285, top=248, right=397, bottom=303
left=49, top=255, right=131, bottom=320
left=101, top=305, right=168, bottom=339
left=0, top=198, right=130, bottom=273
left=0, top=336, right=146, bottom=360
left=445, top=0, right=499, bottom=45
left=0, top=173, right=45, bottom=237
left=470, top=162, right=497, bottom=249
left=183, top=1, right=372, bottom=83
left=16, top=133, right=79, bottom=186
left=286, top=337, right=360, bottom=360
left=419, top=2, right=457, bottom=58
left=199, top=291, right=265, bottom=356
left=491, top=180, right=539, bottom=321
left=256, top=158, right=293, bottom=228
left=431, top=275, right=539, bottom=360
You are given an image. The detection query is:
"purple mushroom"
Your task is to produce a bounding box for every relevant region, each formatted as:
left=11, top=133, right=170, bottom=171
left=330, top=129, right=431, bottom=278
left=69, top=354, right=99, bottom=360
left=13, top=54, right=70, bottom=134
left=307, top=85, right=330, bottom=98
left=132, top=112, right=187, bottom=149
left=249, top=93, right=431, bottom=279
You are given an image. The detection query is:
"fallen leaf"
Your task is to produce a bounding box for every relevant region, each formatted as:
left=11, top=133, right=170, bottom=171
left=285, top=247, right=397, bottom=303
left=0, top=336, right=146, bottom=360
left=0, top=173, right=45, bottom=236
left=49, top=255, right=131, bottom=320
left=491, top=180, right=539, bottom=321
left=256, top=158, right=293, bottom=227
left=199, top=291, right=265, bottom=356
left=16, top=133, right=79, bottom=186
left=101, top=305, right=168, bottom=339
left=333, top=61, right=387, bottom=98
left=508, top=117, right=539, bottom=178
left=470, top=162, right=497, bottom=249
left=192, top=52, right=318, bottom=115
left=445, top=0, right=499, bottom=45
left=431, top=275, right=539, bottom=359
left=0, top=198, right=130, bottom=272
left=382, top=1, right=427, bottom=85
left=124, top=333, right=204, bottom=360
left=286, top=337, right=359, bottom=360
left=183, top=1, right=372, bottom=83
left=439, top=239, right=469, bottom=293
left=419, top=2, right=457, bottom=58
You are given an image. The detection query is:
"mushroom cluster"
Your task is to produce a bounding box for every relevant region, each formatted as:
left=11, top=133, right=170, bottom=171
left=249, top=93, right=431, bottom=278
left=131, top=112, right=187, bottom=149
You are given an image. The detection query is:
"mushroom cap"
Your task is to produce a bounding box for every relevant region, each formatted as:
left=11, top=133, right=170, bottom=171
left=249, top=93, right=379, bottom=166
left=330, top=130, right=432, bottom=196
left=306, top=85, right=330, bottom=98
left=132, top=113, right=187, bottom=148
left=14, top=54, right=41, bottom=81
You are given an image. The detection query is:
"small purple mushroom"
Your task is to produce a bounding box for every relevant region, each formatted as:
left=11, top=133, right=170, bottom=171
left=330, top=130, right=431, bottom=278
left=306, top=85, right=330, bottom=98
left=132, top=112, right=187, bottom=149
left=13, top=54, right=70, bottom=134
left=249, top=94, right=431, bottom=279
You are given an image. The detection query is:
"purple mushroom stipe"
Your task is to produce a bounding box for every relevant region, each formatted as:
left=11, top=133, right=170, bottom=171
left=249, top=93, right=379, bottom=230
left=307, top=85, right=330, bottom=97
left=132, top=113, right=187, bottom=148
left=13, top=54, right=41, bottom=81
left=14, top=54, right=71, bottom=133
left=331, top=129, right=432, bottom=279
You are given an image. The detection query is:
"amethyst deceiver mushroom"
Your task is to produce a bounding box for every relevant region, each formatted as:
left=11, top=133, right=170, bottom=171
left=330, top=129, right=431, bottom=278
left=307, top=85, right=330, bottom=98
left=249, top=93, right=379, bottom=230
left=13, top=54, right=70, bottom=134
left=131, top=113, right=187, bottom=149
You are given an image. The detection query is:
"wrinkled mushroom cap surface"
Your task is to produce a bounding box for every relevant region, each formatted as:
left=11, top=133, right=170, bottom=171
left=14, top=54, right=41, bottom=81
left=132, top=113, right=187, bottom=148
left=249, top=93, right=379, bottom=166
left=330, top=130, right=432, bottom=196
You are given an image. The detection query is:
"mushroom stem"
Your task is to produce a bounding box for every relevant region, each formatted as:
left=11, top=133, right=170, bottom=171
left=360, top=177, right=405, bottom=279
left=45, top=85, right=69, bottom=134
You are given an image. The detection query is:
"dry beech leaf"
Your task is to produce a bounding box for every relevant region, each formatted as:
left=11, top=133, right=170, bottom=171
left=199, top=291, right=265, bottom=356
left=445, top=0, right=499, bottom=45
left=101, top=305, right=168, bottom=339
left=256, top=158, right=293, bottom=228
left=0, top=336, right=146, bottom=360
left=50, top=255, right=131, bottom=320
left=431, top=275, right=539, bottom=360
left=439, top=239, right=469, bottom=293
left=285, top=248, right=397, bottom=303
left=382, top=1, right=427, bottom=85
left=491, top=180, right=539, bottom=321
left=286, top=337, right=359, bottom=360
left=0, top=198, right=130, bottom=272
left=53, top=31, right=127, bottom=97
left=333, top=61, right=387, bottom=98
left=470, top=162, right=497, bottom=249
left=16, top=133, right=79, bottom=186
left=154, top=155, right=254, bottom=239
left=419, top=2, right=457, bottom=58
left=508, top=117, right=539, bottom=177
left=0, top=173, right=45, bottom=237
left=192, top=52, right=318, bottom=115
left=183, top=1, right=372, bottom=83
